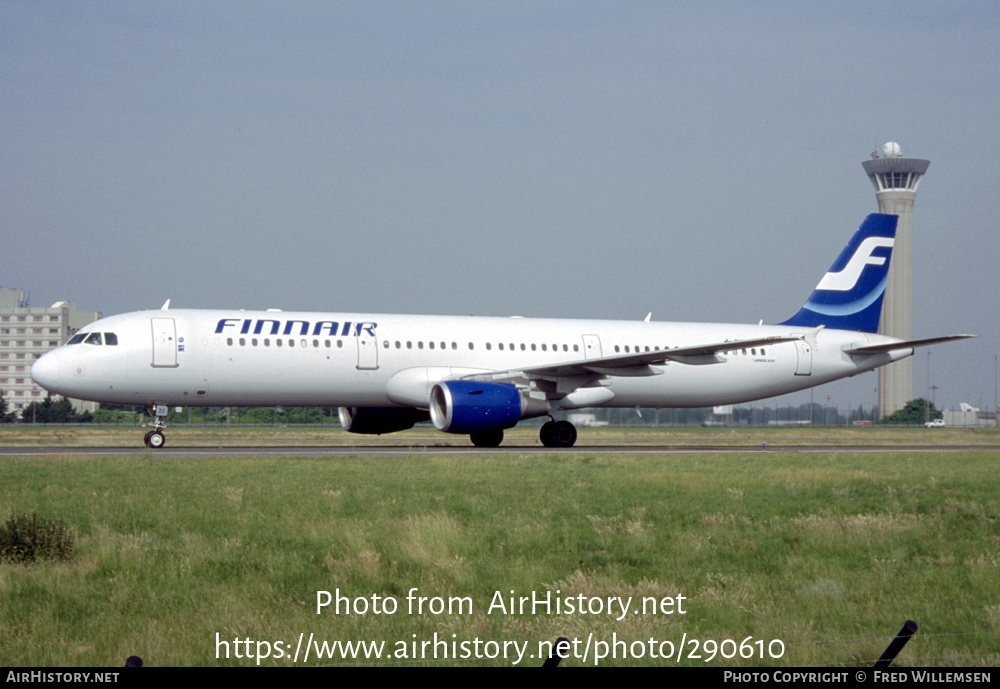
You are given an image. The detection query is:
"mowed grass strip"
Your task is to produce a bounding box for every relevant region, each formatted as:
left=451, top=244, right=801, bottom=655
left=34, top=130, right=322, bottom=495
left=3, top=424, right=999, bottom=447
left=0, top=450, right=997, bottom=666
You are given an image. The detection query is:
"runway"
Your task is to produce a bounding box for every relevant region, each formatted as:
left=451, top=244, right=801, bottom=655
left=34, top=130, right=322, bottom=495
left=3, top=442, right=997, bottom=459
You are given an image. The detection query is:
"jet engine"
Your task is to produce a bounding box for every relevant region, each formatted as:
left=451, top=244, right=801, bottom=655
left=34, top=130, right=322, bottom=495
left=338, top=407, right=429, bottom=435
left=429, top=381, right=547, bottom=434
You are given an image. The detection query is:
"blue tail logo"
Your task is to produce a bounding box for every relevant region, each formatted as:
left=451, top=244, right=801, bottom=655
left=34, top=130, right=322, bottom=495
left=780, top=213, right=898, bottom=333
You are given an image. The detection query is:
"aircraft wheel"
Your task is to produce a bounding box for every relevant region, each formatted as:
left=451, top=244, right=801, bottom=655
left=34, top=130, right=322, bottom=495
left=147, top=431, right=166, bottom=449
left=143, top=431, right=153, bottom=447
left=540, top=420, right=556, bottom=446
left=541, top=420, right=577, bottom=448
left=470, top=430, right=503, bottom=448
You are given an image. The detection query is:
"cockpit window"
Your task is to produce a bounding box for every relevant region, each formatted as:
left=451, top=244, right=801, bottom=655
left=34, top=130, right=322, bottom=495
left=66, top=332, right=117, bottom=346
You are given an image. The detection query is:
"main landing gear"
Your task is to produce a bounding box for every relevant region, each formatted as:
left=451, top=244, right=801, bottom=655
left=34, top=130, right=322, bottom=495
left=143, top=404, right=168, bottom=449
left=470, top=430, right=504, bottom=448
left=540, top=419, right=577, bottom=448
left=467, top=419, right=578, bottom=448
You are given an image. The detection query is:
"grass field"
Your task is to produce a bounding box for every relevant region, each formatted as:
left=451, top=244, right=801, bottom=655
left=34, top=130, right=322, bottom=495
left=1, top=427, right=998, bottom=667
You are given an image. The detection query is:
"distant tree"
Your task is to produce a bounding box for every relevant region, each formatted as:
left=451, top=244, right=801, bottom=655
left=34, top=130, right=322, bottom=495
left=0, top=391, right=9, bottom=423
left=21, top=397, right=50, bottom=423
left=878, top=398, right=942, bottom=425
left=99, top=403, right=145, bottom=413
left=93, top=408, right=141, bottom=424
left=20, top=395, right=91, bottom=423
left=47, top=397, right=78, bottom=423
left=287, top=407, right=327, bottom=424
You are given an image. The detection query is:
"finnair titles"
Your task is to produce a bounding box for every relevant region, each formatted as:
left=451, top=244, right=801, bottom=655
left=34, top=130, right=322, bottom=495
left=31, top=214, right=972, bottom=448
left=214, top=318, right=377, bottom=338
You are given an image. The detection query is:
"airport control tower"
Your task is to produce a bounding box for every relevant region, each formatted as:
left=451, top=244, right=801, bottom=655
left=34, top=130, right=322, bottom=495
left=862, top=142, right=930, bottom=417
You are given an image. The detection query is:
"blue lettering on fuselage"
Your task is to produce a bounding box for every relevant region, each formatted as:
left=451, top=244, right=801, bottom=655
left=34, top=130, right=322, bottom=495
left=215, top=318, right=377, bottom=337
left=283, top=320, right=310, bottom=336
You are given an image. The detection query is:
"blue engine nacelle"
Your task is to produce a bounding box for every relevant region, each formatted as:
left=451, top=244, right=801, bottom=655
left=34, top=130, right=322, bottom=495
left=338, top=406, right=429, bottom=435
left=429, top=381, right=526, bottom=434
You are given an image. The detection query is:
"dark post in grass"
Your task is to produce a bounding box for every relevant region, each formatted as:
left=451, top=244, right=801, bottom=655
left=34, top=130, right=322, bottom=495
left=542, top=637, right=570, bottom=667
left=873, top=620, right=918, bottom=667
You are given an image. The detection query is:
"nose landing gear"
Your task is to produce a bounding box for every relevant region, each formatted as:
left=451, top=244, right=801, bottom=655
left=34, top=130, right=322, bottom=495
left=143, top=404, right=168, bottom=448
left=143, top=429, right=165, bottom=448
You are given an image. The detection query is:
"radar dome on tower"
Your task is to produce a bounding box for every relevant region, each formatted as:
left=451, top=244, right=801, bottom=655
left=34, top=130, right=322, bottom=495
left=882, top=141, right=902, bottom=158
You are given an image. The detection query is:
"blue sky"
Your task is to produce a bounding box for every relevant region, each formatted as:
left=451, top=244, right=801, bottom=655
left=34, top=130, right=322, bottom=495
left=3, top=1, right=998, bottom=411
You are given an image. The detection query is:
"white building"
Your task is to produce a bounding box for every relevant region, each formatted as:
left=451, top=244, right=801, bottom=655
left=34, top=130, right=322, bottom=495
left=0, top=287, right=101, bottom=418
left=943, top=403, right=996, bottom=428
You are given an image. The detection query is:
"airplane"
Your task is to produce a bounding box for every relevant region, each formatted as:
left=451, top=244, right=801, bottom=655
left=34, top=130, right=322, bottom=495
left=30, top=213, right=972, bottom=449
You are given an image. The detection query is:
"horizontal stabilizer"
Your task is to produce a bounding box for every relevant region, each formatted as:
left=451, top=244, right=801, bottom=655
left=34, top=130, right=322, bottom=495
left=845, top=334, right=976, bottom=355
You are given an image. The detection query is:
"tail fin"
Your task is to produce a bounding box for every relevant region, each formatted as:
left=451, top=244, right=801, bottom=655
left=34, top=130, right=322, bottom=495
left=780, top=213, right=898, bottom=333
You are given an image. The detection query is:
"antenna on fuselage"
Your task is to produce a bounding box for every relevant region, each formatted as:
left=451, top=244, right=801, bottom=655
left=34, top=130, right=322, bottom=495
left=160, top=299, right=171, bottom=310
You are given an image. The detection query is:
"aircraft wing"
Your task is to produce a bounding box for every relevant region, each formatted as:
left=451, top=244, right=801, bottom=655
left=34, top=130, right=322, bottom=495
left=845, top=334, right=976, bottom=355
left=462, top=335, right=801, bottom=387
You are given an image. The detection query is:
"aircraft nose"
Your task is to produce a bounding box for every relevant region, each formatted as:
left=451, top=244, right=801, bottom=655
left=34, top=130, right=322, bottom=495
left=31, top=350, right=60, bottom=391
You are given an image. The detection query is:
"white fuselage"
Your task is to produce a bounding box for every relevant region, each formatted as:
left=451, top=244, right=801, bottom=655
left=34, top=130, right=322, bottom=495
left=31, top=308, right=907, bottom=411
